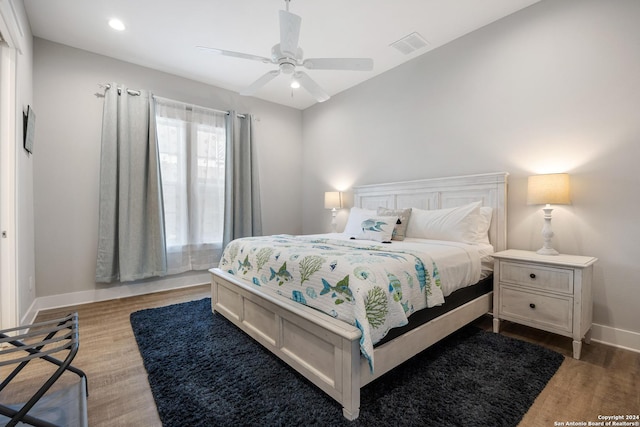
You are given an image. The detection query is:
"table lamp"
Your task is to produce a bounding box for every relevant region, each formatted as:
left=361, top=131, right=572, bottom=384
left=527, top=173, right=571, bottom=255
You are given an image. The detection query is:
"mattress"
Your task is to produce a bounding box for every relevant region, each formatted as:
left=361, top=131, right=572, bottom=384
left=375, top=274, right=493, bottom=346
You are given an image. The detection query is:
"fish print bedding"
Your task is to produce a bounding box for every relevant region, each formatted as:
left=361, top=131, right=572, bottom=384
left=219, top=235, right=451, bottom=371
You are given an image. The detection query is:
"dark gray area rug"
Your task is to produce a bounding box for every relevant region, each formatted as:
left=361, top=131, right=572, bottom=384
left=130, top=298, right=564, bottom=427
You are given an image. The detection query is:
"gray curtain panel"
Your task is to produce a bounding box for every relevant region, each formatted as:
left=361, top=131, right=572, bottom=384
left=95, top=84, right=167, bottom=283
left=223, top=112, right=262, bottom=248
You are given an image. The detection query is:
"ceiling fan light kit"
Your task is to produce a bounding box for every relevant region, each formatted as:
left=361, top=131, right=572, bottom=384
left=198, top=0, right=374, bottom=103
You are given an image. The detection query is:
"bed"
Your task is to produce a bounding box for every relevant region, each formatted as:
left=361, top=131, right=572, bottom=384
left=209, top=172, right=508, bottom=420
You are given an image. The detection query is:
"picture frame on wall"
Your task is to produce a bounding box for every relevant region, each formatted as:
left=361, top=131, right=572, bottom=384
left=23, top=105, right=35, bottom=154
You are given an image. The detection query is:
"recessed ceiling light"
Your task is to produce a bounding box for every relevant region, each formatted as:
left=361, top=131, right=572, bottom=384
left=108, top=18, right=126, bottom=31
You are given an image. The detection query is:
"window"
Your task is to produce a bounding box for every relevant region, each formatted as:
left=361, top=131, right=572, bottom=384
left=155, top=98, right=226, bottom=273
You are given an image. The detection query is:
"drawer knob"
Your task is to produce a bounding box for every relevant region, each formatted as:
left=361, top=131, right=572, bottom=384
left=529, top=273, right=536, bottom=279
left=529, top=303, right=536, bottom=309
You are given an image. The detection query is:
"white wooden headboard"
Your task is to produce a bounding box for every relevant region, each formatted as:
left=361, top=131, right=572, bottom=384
left=353, top=172, right=509, bottom=252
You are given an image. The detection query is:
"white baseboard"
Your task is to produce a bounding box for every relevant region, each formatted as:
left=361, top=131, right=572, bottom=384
left=20, top=279, right=640, bottom=355
left=591, top=323, right=640, bottom=354
left=22, top=271, right=211, bottom=326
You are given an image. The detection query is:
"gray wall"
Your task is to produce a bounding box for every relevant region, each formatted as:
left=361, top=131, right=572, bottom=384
left=301, top=0, right=640, bottom=335
left=33, top=38, right=303, bottom=297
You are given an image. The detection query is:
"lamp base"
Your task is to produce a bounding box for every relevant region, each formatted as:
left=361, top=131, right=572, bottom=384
left=536, top=247, right=559, bottom=256
left=330, top=209, right=337, bottom=233
left=537, top=205, right=560, bottom=256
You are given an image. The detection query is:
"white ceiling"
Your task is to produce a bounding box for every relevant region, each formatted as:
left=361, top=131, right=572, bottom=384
left=24, top=0, right=540, bottom=110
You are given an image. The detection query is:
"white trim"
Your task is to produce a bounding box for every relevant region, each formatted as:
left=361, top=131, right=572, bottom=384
left=21, top=273, right=211, bottom=325
left=19, top=284, right=639, bottom=356
left=0, top=0, right=23, bottom=53
left=591, top=323, right=640, bottom=354
left=0, top=43, right=17, bottom=330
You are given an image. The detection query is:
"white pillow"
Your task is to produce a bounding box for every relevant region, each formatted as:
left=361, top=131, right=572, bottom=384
left=405, top=201, right=482, bottom=244
left=475, top=207, right=493, bottom=245
left=353, top=215, right=399, bottom=243
left=343, top=207, right=377, bottom=236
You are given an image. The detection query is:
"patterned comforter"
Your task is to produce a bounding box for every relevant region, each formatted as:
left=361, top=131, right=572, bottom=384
left=219, top=235, right=464, bottom=371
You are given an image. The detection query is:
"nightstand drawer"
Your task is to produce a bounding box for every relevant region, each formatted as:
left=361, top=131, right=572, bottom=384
left=499, top=286, right=573, bottom=333
left=500, top=261, right=573, bottom=293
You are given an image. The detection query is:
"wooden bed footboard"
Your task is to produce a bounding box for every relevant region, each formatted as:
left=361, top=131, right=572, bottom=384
left=211, top=268, right=363, bottom=420
left=210, top=268, right=492, bottom=420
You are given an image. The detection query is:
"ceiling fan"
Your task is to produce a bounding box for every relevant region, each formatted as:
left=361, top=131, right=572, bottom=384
left=197, top=0, right=373, bottom=103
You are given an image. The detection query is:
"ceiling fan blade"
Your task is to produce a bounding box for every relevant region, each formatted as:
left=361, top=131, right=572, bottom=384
left=240, top=70, right=281, bottom=96
left=302, top=58, right=374, bottom=71
left=296, top=71, right=330, bottom=103
left=197, top=46, right=273, bottom=64
left=279, top=10, right=301, bottom=56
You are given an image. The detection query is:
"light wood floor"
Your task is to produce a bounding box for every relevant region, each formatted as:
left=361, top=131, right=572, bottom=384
left=4, top=285, right=639, bottom=426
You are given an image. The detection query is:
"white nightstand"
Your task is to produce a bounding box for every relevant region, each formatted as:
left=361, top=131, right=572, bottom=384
left=492, top=249, right=597, bottom=359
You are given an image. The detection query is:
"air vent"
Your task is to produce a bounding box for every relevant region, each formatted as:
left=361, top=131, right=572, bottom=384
left=390, top=32, right=429, bottom=55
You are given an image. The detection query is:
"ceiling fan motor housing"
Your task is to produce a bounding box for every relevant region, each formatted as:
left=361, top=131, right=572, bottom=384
left=272, top=43, right=303, bottom=74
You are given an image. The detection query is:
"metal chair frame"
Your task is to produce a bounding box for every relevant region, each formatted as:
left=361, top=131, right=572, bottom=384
left=0, top=313, right=88, bottom=427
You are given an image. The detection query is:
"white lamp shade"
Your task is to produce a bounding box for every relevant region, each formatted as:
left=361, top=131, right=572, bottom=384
left=527, top=173, right=571, bottom=205
left=324, top=191, right=342, bottom=209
